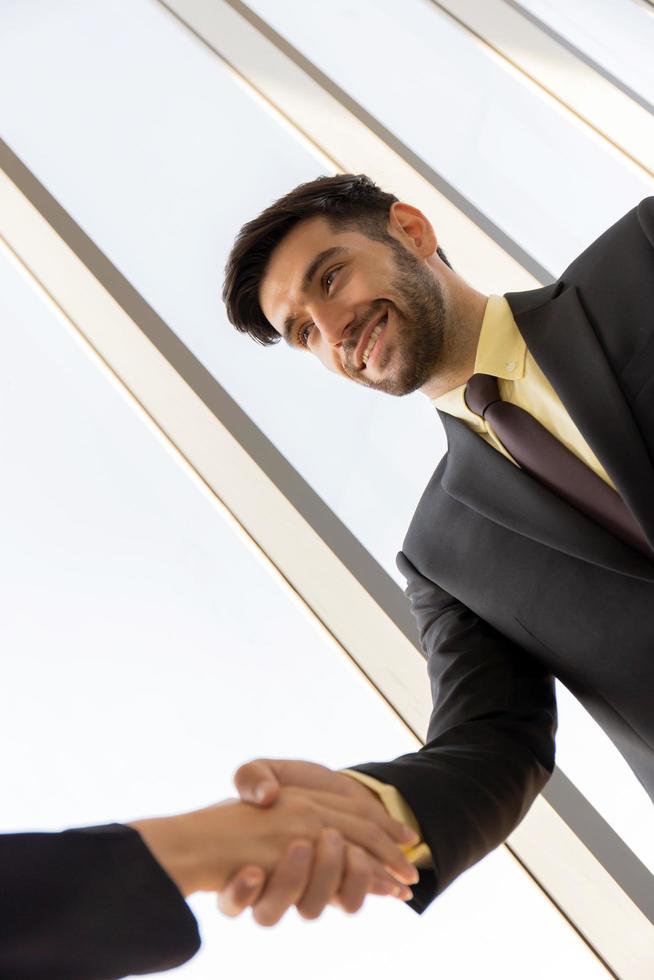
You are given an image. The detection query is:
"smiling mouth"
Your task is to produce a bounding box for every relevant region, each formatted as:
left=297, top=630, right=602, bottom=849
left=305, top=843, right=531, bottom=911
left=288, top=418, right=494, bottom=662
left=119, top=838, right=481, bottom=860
left=362, top=314, right=388, bottom=367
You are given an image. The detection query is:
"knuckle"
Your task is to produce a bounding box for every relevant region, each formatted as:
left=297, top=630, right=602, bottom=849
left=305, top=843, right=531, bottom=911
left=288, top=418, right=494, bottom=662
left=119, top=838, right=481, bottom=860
left=321, top=826, right=343, bottom=846
left=349, top=844, right=368, bottom=866
left=287, top=802, right=320, bottom=837
left=287, top=796, right=311, bottom=818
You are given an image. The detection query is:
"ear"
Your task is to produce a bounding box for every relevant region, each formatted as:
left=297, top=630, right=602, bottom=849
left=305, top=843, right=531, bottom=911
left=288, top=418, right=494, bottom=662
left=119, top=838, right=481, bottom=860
left=388, top=202, right=438, bottom=258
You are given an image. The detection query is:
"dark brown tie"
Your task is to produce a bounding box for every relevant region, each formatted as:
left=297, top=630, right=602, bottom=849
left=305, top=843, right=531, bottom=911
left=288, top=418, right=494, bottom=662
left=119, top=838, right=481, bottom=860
left=465, top=373, right=652, bottom=557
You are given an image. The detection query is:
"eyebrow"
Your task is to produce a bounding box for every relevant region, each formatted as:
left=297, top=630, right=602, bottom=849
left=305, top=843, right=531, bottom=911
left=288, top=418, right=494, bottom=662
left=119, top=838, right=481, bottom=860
left=281, top=246, right=349, bottom=343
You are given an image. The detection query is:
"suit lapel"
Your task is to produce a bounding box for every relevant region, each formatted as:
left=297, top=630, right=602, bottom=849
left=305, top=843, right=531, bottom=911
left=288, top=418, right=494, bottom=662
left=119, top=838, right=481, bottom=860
left=507, top=284, right=654, bottom=548
left=440, top=413, right=654, bottom=582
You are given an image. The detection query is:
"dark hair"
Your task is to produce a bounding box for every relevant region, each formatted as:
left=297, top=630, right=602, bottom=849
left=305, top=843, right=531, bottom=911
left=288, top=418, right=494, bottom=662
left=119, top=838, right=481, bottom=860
left=222, top=173, right=450, bottom=346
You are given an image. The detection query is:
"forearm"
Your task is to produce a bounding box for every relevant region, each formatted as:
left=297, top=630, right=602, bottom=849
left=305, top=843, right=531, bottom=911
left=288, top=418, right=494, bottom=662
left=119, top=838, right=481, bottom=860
left=382, top=555, right=557, bottom=911
left=129, top=803, right=265, bottom=896
left=350, top=721, right=554, bottom=912
left=131, top=801, right=275, bottom=897
left=0, top=825, right=200, bottom=979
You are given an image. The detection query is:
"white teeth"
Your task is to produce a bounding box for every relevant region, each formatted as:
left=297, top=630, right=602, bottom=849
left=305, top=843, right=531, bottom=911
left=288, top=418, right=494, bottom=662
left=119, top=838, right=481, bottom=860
left=362, top=315, right=387, bottom=365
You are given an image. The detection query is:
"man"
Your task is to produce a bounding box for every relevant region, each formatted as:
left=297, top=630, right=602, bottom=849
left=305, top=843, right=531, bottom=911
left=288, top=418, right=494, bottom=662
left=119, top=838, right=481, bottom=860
left=0, top=789, right=417, bottom=977
left=220, top=173, right=654, bottom=920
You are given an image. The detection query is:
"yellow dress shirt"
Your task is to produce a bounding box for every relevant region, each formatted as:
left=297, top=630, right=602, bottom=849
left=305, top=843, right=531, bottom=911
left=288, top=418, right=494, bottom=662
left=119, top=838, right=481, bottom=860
left=341, top=769, right=432, bottom=867
left=435, top=294, right=614, bottom=488
left=344, top=294, right=614, bottom=870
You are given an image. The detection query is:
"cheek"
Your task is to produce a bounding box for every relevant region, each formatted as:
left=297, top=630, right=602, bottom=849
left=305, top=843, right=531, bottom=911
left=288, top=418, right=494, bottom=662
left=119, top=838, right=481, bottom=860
left=315, top=342, right=346, bottom=377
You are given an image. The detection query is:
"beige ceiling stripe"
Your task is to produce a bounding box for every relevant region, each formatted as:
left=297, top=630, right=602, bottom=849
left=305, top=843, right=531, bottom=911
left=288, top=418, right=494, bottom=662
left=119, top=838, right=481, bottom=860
left=431, top=0, right=654, bottom=177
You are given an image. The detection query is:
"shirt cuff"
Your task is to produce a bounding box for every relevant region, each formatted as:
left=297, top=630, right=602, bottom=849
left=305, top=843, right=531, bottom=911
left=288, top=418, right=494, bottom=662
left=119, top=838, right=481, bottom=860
left=341, top=769, right=433, bottom=869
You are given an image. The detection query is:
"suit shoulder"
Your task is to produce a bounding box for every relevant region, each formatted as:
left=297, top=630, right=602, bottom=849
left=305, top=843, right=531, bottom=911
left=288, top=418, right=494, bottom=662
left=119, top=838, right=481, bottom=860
left=553, top=197, right=654, bottom=374
left=637, top=196, right=654, bottom=248
left=561, top=196, right=654, bottom=284
left=507, top=199, right=654, bottom=320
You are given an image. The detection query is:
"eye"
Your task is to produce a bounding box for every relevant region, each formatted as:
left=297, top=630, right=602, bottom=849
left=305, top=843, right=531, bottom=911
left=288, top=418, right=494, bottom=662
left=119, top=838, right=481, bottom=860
left=298, top=322, right=313, bottom=348
left=323, top=267, right=339, bottom=292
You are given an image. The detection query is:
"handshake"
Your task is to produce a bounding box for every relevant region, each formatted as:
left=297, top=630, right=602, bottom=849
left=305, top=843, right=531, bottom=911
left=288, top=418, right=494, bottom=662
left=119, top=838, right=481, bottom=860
left=131, top=759, right=420, bottom=926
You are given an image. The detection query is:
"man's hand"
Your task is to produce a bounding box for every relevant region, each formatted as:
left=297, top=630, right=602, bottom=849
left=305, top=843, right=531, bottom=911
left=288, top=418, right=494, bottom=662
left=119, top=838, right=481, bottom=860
left=218, top=842, right=312, bottom=926
left=130, top=781, right=416, bottom=920
left=220, top=758, right=419, bottom=923
left=235, top=759, right=372, bottom=809
left=219, top=830, right=406, bottom=925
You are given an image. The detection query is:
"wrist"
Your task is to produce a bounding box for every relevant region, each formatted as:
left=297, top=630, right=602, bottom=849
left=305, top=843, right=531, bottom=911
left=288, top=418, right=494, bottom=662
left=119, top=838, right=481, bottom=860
left=129, top=813, right=204, bottom=898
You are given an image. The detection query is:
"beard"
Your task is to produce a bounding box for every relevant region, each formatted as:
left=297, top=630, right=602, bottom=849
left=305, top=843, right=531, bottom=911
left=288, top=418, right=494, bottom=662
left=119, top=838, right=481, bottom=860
left=342, top=240, right=447, bottom=396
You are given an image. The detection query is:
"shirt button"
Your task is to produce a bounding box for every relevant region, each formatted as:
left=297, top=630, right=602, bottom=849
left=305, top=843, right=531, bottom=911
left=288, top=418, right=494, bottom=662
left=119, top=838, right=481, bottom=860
left=505, top=360, right=516, bottom=372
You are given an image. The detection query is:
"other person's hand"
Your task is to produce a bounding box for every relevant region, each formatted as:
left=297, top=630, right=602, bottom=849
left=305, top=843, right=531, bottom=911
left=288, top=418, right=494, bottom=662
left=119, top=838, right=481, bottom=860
left=222, top=758, right=419, bottom=923
left=130, top=784, right=416, bottom=921
left=220, top=829, right=409, bottom=925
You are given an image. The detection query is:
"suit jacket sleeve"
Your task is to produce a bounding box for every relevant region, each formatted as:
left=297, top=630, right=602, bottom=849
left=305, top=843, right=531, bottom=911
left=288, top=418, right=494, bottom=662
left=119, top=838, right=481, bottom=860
left=349, top=553, right=557, bottom=914
left=0, top=823, right=200, bottom=979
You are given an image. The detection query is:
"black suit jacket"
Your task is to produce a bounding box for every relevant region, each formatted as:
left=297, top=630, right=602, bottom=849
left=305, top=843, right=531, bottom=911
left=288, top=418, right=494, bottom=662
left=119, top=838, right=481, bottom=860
left=5, top=202, right=653, bottom=967
left=353, top=197, right=654, bottom=913
left=0, top=824, right=199, bottom=979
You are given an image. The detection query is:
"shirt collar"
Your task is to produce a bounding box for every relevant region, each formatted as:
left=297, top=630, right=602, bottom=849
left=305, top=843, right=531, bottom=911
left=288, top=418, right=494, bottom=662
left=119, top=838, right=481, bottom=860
left=432, top=294, right=526, bottom=421
left=474, top=294, right=526, bottom=381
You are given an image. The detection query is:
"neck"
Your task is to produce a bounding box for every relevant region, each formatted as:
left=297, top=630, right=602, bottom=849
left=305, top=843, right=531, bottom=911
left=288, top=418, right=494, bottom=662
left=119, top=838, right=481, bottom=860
left=420, top=286, right=488, bottom=400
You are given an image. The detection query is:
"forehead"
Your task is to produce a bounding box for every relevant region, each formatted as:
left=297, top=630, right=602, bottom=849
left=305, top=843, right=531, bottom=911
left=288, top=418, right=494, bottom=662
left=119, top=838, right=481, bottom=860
left=259, top=216, right=364, bottom=330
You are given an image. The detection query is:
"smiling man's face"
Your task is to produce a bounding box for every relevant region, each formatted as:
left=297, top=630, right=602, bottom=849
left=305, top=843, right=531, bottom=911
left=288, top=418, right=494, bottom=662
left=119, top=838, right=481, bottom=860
left=258, top=210, right=449, bottom=396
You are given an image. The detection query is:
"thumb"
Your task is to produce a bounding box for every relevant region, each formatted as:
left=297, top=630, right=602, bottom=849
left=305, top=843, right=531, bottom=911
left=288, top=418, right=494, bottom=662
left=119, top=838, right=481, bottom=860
left=234, top=758, right=280, bottom=806
left=218, top=866, right=266, bottom=917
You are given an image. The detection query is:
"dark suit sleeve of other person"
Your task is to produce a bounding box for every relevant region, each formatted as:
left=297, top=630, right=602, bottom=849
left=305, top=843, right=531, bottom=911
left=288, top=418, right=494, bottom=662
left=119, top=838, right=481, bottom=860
left=0, top=823, right=200, bottom=980
left=349, top=553, right=557, bottom=915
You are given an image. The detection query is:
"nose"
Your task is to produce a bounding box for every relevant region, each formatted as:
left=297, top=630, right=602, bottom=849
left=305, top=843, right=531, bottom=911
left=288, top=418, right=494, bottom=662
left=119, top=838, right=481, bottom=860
left=313, top=305, right=356, bottom=348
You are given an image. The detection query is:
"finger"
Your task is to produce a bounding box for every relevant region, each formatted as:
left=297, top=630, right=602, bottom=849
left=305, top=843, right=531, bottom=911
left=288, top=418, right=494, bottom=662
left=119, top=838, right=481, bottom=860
left=252, top=840, right=314, bottom=927
left=291, top=799, right=418, bottom=885
left=334, top=845, right=371, bottom=914
left=369, top=864, right=414, bottom=901
left=297, top=828, right=346, bottom=920
left=218, top=866, right=266, bottom=917
left=234, top=759, right=280, bottom=806
left=336, top=848, right=413, bottom=912
left=236, top=759, right=356, bottom=806
left=288, top=787, right=419, bottom=847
